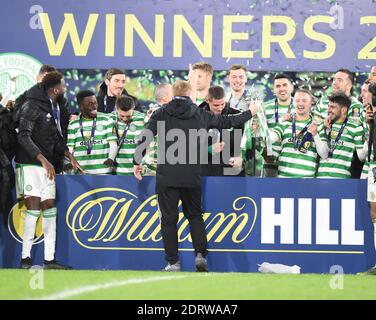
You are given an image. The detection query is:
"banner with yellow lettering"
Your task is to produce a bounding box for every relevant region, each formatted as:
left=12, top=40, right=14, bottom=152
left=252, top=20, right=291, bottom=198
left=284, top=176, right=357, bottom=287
left=0, top=0, right=375, bottom=71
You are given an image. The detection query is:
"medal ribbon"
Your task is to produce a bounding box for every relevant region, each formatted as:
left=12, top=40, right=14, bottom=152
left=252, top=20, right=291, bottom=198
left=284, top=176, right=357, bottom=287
left=79, top=115, right=97, bottom=155
left=327, top=117, right=348, bottom=158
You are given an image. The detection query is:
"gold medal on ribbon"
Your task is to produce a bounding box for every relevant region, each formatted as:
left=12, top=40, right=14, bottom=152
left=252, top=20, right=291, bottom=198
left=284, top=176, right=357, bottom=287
left=331, top=131, right=338, bottom=139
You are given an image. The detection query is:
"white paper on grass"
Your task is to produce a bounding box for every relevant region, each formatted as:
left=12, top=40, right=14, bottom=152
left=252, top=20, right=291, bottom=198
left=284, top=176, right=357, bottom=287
left=258, top=262, right=301, bottom=274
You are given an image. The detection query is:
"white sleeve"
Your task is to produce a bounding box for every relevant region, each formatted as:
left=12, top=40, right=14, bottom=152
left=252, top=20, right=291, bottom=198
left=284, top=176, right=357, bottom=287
left=269, top=129, right=280, bottom=144
left=357, top=141, right=368, bottom=162
left=313, top=134, right=329, bottom=159
left=108, top=140, right=118, bottom=160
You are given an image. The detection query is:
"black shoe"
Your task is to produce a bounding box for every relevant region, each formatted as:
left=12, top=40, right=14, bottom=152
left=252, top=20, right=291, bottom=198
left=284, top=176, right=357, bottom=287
left=20, top=257, right=32, bottom=269
left=195, top=253, right=208, bottom=272
left=364, top=265, right=376, bottom=275
left=43, top=260, right=72, bottom=270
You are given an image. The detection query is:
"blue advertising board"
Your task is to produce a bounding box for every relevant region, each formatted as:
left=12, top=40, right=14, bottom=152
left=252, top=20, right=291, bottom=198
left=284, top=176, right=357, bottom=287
left=0, top=176, right=375, bottom=274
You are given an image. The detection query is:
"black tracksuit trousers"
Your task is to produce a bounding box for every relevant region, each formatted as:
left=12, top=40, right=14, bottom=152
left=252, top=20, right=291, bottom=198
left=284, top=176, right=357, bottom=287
left=156, top=185, right=208, bottom=264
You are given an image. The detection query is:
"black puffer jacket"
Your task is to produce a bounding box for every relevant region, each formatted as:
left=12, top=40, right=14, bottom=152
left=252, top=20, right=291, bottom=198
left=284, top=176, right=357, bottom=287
left=14, top=84, right=71, bottom=142
left=96, top=82, right=143, bottom=113
left=16, top=85, right=67, bottom=170
left=135, top=97, right=253, bottom=188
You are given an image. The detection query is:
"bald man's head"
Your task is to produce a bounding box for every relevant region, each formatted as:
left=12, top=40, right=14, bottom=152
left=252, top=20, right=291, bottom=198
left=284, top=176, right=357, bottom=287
left=154, top=83, right=173, bottom=105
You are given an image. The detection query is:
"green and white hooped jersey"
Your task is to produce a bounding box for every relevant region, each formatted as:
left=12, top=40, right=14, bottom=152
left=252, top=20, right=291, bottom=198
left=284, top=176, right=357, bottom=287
left=273, top=119, right=325, bottom=178
left=141, top=137, right=158, bottom=175
left=264, top=99, right=292, bottom=130
left=110, top=111, right=146, bottom=175
left=313, top=96, right=365, bottom=125
left=317, top=119, right=364, bottom=179
left=67, top=112, right=117, bottom=174
left=141, top=127, right=158, bottom=175
left=361, top=142, right=373, bottom=179
left=362, top=156, right=373, bottom=179
left=263, top=98, right=292, bottom=164
left=139, top=110, right=159, bottom=175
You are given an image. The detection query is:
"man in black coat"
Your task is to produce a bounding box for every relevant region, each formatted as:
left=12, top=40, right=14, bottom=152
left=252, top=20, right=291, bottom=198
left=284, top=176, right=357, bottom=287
left=16, top=71, right=82, bottom=269
left=14, top=65, right=71, bottom=173
left=96, top=68, right=143, bottom=113
left=133, top=80, right=258, bottom=272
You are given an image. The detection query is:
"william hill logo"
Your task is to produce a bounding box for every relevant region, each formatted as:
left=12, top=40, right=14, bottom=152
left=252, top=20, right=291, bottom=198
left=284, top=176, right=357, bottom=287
left=66, top=188, right=258, bottom=250
left=66, top=188, right=365, bottom=253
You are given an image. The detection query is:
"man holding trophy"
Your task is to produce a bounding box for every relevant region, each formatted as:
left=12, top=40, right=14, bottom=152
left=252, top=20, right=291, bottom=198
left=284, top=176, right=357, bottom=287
left=240, top=84, right=273, bottom=177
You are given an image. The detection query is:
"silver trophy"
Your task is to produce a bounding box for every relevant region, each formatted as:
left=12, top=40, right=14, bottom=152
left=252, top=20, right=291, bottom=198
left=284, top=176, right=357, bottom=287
left=244, top=85, right=273, bottom=156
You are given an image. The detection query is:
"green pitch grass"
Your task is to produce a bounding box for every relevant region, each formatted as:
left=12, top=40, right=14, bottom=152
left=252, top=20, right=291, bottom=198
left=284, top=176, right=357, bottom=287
left=0, top=269, right=376, bottom=300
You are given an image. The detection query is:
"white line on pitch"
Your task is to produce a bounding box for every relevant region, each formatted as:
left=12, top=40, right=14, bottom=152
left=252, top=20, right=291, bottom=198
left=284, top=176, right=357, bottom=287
left=36, top=275, right=189, bottom=300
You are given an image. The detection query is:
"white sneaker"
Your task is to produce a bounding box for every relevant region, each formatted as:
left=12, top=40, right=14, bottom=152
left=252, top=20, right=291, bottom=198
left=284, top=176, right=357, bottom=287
left=163, top=261, right=181, bottom=272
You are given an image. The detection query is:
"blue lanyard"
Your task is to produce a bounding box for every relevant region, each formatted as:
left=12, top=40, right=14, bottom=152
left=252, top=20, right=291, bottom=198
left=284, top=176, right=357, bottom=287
left=292, top=116, right=312, bottom=149
left=274, top=98, right=293, bottom=124
left=115, top=121, right=131, bottom=147
left=79, top=115, right=97, bottom=155
left=327, top=118, right=348, bottom=158
left=50, top=99, right=62, bottom=136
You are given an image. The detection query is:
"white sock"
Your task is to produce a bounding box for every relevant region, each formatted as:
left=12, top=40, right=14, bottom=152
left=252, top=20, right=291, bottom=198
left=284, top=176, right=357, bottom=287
left=22, top=210, right=41, bottom=259
left=43, top=208, right=57, bottom=261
